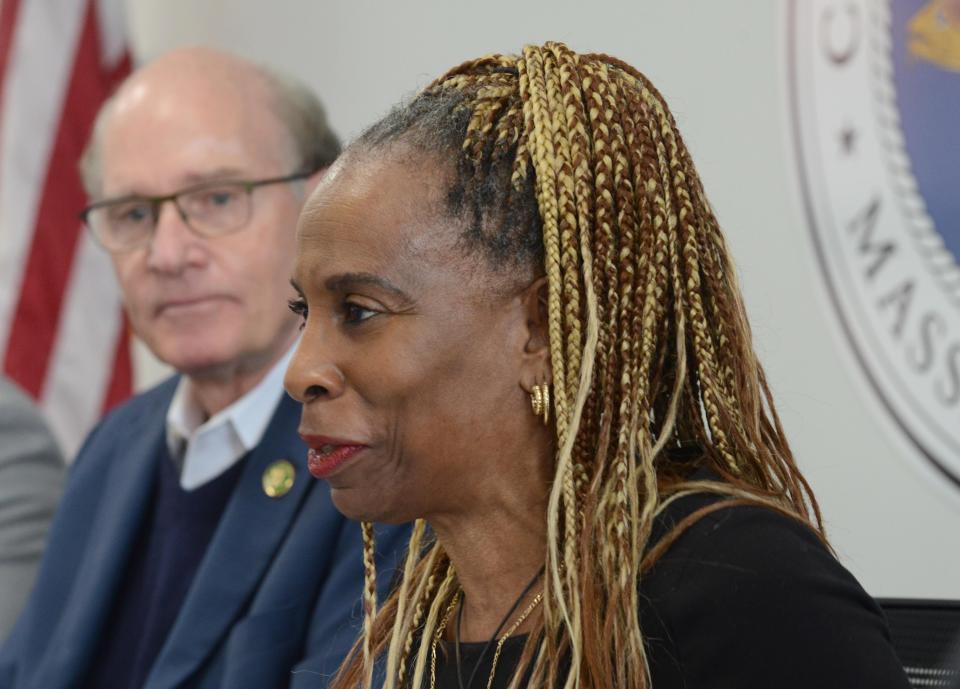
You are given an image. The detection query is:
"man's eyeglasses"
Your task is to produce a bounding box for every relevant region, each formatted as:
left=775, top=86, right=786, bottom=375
left=80, top=171, right=312, bottom=253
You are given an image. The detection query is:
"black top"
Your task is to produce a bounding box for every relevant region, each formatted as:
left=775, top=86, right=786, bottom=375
left=429, top=488, right=911, bottom=688
left=432, top=636, right=529, bottom=689
left=80, top=449, right=245, bottom=689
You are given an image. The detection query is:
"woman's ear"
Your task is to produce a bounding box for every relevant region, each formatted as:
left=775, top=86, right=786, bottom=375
left=519, top=276, right=551, bottom=392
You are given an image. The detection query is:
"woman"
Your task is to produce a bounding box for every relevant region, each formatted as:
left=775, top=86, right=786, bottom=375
left=284, top=43, right=909, bottom=689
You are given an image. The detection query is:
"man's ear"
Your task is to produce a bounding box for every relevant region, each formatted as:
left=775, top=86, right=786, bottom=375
left=518, top=275, right=551, bottom=392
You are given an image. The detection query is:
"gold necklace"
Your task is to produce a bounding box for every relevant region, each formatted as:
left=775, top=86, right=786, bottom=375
left=429, top=589, right=544, bottom=689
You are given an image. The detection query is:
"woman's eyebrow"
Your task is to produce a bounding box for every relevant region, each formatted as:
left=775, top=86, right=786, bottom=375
left=324, top=272, right=411, bottom=301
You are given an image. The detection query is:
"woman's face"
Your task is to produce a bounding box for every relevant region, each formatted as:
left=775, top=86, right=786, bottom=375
left=285, top=149, right=550, bottom=524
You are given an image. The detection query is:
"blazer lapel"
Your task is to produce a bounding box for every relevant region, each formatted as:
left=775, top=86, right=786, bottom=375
left=145, top=394, right=311, bottom=689
left=35, top=392, right=169, bottom=688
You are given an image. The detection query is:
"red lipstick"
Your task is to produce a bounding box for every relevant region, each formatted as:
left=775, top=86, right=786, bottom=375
left=300, top=435, right=367, bottom=479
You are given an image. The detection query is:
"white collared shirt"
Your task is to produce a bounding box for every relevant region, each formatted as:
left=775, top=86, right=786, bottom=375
left=166, top=345, right=296, bottom=491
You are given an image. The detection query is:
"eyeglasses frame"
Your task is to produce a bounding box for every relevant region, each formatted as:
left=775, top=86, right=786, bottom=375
left=79, top=169, right=314, bottom=252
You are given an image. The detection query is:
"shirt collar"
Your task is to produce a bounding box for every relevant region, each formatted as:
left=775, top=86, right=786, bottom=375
left=165, top=343, right=297, bottom=487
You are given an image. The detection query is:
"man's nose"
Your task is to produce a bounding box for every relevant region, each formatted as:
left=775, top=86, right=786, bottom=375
left=284, top=328, right=347, bottom=404
left=145, top=201, right=202, bottom=273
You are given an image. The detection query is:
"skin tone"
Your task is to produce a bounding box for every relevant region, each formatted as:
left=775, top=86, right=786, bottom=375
left=944, top=0, right=960, bottom=23
left=284, top=147, right=555, bottom=641
left=97, top=48, right=323, bottom=417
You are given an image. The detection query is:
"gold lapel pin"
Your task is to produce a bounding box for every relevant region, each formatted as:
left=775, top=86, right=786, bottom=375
left=262, top=459, right=296, bottom=498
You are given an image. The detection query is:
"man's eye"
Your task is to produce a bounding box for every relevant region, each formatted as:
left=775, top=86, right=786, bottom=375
left=344, top=302, right=378, bottom=324
left=109, top=202, right=151, bottom=225
left=183, top=187, right=240, bottom=214
left=200, top=189, right=238, bottom=207
left=125, top=205, right=151, bottom=222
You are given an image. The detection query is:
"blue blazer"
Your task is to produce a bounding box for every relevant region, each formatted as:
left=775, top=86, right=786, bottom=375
left=0, top=377, right=408, bottom=689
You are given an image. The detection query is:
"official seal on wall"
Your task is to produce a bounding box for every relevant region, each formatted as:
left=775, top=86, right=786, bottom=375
left=787, top=0, right=960, bottom=490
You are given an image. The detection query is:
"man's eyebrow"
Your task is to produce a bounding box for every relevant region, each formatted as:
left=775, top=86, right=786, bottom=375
left=99, top=168, right=250, bottom=201
left=179, top=167, right=247, bottom=184
left=325, top=272, right=410, bottom=300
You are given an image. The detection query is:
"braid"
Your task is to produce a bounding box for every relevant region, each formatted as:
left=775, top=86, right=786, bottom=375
left=331, top=42, right=824, bottom=689
left=518, top=46, right=571, bottom=435
left=396, top=545, right=443, bottom=687
left=407, top=563, right=457, bottom=689
left=543, top=47, right=584, bottom=409
left=383, top=519, right=426, bottom=689
left=360, top=521, right=377, bottom=689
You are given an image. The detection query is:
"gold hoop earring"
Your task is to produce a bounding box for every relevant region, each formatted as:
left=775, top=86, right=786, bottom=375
left=540, top=383, right=550, bottom=425
left=530, top=383, right=550, bottom=425
left=530, top=384, right=544, bottom=418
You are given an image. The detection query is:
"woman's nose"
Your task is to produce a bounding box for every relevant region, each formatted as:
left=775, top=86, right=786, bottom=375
left=284, top=330, right=346, bottom=403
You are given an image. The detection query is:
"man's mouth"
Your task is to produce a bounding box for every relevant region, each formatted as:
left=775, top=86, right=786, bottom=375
left=156, top=295, right=226, bottom=317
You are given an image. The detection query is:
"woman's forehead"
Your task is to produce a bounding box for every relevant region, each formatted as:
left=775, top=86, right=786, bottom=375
left=305, top=149, right=460, bottom=243
left=295, top=151, right=468, bottom=284
left=306, top=149, right=446, bottom=227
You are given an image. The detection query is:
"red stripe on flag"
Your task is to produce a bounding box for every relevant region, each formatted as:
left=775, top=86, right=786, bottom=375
left=101, top=314, right=132, bottom=413
left=3, top=0, right=129, bottom=398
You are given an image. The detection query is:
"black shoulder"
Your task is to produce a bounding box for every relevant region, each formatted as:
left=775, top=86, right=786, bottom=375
left=645, top=495, right=836, bottom=600
left=639, top=496, right=910, bottom=689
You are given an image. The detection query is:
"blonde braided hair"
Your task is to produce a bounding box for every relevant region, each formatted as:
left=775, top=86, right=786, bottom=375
left=331, top=42, right=824, bottom=689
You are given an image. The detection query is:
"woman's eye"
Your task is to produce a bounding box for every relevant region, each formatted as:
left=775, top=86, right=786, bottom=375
left=344, top=302, right=378, bottom=324
left=287, top=298, right=308, bottom=329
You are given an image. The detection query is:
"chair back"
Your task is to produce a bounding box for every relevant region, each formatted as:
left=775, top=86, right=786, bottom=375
left=877, top=599, right=960, bottom=688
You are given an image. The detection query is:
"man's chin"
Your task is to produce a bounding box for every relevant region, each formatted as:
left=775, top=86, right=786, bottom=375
left=152, top=342, right=238, bottom=378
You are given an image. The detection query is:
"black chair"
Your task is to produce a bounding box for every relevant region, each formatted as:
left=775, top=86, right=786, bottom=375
left=877, top=599, right=960, bottom=688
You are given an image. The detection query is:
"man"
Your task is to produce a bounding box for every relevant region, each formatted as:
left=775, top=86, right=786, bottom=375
left=0, top=377, right=64, bottom=642
left=0, top=48, right=405, bottom=689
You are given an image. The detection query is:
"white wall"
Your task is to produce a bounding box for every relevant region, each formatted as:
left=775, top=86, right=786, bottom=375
left=126, top=0, right=960, bottom=599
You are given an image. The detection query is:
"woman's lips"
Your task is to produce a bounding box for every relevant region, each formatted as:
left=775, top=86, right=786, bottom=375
left=300, top=435, right=367, bottom=479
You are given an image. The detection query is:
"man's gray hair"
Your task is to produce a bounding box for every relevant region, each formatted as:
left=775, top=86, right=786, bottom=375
left=79, top=62, right=341, bottom=197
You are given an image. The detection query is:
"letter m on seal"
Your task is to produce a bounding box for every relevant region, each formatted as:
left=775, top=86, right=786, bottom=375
left=847, top=196, right=895, bottom=280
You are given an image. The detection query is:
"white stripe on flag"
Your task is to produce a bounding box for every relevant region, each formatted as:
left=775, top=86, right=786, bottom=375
left=41, top=230, right=122, bottom=459
left=96, top=0, right=128, bottom=68
left=0, top=0, right=88, bottom=351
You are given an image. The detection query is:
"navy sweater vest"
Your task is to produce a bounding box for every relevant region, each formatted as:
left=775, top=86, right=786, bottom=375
left=80, top=446, right=245, bottom=689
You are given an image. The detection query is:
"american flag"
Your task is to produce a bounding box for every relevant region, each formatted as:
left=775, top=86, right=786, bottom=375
left=0, top=0, right=132, bottom=459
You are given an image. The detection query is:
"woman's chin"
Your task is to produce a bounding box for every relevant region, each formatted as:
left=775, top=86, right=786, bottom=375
left=329, top=487, right=408, bottom=525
